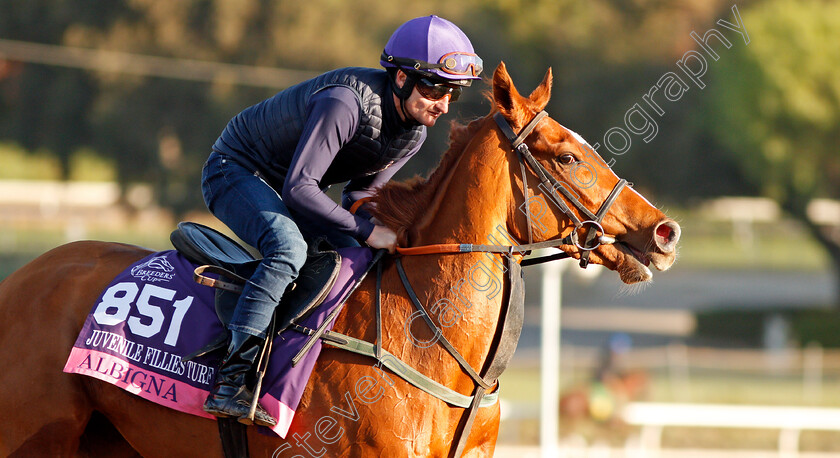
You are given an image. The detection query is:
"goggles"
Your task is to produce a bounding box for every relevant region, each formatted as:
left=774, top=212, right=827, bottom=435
left=437, top=52, right=483, bottom=77
left=415, top=77, right=462, bottom=102
left=382, top=51, right=484, bottom=78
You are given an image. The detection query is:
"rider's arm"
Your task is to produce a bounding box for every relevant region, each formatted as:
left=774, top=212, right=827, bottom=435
left=281, top=87, right=377, bottom=240
left=341, top=130, right=426, bottom=220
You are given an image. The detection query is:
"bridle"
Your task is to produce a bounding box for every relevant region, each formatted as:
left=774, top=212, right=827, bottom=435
left=391, top=110, right=628, bottom=268
left=492, top=110, right=627, bottom=268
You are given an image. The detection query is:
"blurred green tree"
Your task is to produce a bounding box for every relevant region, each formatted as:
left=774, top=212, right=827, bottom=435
left=705, top=0, right=840, bottom=301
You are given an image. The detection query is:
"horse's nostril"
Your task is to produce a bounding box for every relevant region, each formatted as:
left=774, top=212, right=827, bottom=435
left=654, top=220, right=680, bottom=252
left=656, top=224, right=673, bottom=242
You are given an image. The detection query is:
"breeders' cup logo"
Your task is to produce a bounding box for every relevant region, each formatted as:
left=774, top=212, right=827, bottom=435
left=131, top=255, right=176, bottom=283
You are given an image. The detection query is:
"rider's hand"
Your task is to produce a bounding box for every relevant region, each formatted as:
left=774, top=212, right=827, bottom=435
left=365, top=225, right=398, bottom=254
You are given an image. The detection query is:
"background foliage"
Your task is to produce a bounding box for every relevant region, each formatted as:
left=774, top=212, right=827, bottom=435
left=705, top=0, right=840, bottom=277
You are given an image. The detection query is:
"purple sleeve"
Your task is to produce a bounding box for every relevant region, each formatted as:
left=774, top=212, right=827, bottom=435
left=281, top=87, right=377, bottom=240
left=341, top=129, right=426, bottom=218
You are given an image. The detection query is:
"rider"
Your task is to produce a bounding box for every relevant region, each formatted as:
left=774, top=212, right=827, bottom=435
left=201, top=15, right=483, bottom=426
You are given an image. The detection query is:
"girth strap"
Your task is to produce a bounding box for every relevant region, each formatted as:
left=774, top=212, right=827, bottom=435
left=216, top=418, right=249, bottom=458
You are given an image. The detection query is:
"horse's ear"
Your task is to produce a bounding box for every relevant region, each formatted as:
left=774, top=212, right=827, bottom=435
left=528, top=68, right=552, bottom=111
left=493, top=61, right=528, bottom=129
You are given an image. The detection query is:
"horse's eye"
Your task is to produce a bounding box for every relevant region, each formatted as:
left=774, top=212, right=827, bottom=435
left=557, top=154, right=576, bottom=165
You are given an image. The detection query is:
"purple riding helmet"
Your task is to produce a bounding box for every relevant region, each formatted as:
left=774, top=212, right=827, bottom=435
left=380, top=15, right=482, bottom=108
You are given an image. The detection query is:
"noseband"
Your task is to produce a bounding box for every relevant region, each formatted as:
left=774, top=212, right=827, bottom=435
left=493, top=111, right=627, bottom=268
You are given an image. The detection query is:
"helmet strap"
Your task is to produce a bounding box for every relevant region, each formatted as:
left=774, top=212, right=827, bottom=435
left=390, top=70, right=421, bottom=126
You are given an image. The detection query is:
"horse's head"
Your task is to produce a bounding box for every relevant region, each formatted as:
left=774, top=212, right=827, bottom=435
left=493, top=62, right=680, bottom=284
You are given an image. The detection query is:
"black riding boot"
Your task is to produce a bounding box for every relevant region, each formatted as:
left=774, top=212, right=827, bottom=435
left=203, top=331, right=277, bottom=427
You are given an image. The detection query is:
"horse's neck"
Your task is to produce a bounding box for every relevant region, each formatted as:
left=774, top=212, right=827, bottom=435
left=414, top=135, right=514, bottom=247
left=332, top=125, right=520, bottom=392
left=397, top=133, right=516, bottom=386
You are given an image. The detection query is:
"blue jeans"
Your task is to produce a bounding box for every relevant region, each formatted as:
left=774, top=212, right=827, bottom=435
left=201, top=152, right=309, bottom=338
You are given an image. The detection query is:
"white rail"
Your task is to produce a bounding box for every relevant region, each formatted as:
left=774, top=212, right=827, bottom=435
left=622, top=402, right=840, bottom=455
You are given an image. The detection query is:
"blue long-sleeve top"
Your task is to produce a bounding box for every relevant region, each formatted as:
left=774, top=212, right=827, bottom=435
left=213, top=68, right=427, bottom=241
left=281, top=87, right=423, bottom=240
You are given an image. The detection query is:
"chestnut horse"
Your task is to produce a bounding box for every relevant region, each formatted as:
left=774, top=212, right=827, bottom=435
left=0, top=63, right=679, bottom=457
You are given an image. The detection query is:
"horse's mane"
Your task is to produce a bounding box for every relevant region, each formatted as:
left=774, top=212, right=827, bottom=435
left=370, top=113, right=490, bottom=242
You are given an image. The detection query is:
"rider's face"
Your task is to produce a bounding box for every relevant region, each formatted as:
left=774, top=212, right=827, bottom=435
left=394, top=71, right=451, bottom=127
